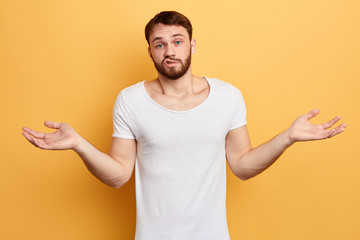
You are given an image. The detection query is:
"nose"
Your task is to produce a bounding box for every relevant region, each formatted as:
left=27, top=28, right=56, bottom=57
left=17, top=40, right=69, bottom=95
left=164, top=45, right=175, bottom=58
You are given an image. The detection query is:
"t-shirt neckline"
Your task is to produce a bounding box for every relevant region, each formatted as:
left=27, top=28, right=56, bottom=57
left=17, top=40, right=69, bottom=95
left=141, top=77, right=212, bottom=114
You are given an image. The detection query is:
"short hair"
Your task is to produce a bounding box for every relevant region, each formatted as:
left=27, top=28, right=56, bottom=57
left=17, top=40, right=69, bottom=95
left=145, top=11, right=193, bottom=45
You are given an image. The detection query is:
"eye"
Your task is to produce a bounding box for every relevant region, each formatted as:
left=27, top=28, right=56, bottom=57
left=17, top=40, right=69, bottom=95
left=175, top=40, right=182, bottom=45
left=155, top=43, right=163, bottom=48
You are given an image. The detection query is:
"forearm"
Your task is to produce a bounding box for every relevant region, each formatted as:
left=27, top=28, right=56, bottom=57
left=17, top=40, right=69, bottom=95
left=73, top=135, right=129, bottom=188
left=234, top=129, right=294, bottom=180
left=227, top=109, right=346, bottom=181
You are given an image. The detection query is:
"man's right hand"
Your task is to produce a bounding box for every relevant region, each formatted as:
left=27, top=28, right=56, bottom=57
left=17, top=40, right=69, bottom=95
left=22, top=121, right=79, bottom=150
left=22, top=121, right=136, bottom=188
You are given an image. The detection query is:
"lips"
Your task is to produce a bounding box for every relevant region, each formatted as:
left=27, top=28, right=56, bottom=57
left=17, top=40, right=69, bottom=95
left=163, top=58, right=181, bottom=67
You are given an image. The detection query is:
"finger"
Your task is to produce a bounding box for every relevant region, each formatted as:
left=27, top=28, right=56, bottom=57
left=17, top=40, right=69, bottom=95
left=321, top=116, right=341, bottom=129
left=44, top=121, right=61, bottom=129
left=22, top=131, right=40, bottom=148
left=32, top=137, right=51, bottom=150
left=305, top=109, right=320, bottom=120
left=22, top=127, right=46, bottom=139
left=328, top=123, right=347, bottom=138
left=318, top=123, right=347, bottom=139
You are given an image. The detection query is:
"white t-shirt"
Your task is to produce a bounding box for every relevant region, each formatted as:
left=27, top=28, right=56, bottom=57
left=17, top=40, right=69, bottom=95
left=112, top=77, right=247, bottom=240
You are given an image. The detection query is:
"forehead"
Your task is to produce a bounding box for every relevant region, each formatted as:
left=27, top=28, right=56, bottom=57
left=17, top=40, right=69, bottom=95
left=149, top=24, right=189, bottom=42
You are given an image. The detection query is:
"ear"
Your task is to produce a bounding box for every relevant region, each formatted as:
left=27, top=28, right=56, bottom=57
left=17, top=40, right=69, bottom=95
left=191, top=39, right=196, bottom=54
left=148, top=47, right=154, bottom=61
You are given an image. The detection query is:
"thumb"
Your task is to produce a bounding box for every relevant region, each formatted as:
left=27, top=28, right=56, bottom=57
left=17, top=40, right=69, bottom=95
left=44, top=121, right=61, bottom=129
left=305, top=109, right=320, bottom=120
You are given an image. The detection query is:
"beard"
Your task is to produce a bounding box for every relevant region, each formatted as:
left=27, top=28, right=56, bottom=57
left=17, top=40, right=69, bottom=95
left=153, top=50, right=192, bottom=80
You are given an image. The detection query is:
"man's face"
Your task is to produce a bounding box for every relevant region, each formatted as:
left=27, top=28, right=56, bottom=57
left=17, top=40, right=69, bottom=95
left=148, top=24, right=195, bottom=80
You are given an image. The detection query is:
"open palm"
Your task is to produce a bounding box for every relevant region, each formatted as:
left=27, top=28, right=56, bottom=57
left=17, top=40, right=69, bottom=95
left=22, top=121, right=78, bottom=150
left=289, top=109, right=347, bottom=142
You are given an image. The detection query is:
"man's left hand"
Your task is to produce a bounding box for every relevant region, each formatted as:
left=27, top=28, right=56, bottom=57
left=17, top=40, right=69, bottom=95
left=288, top=109, right=347, bottom=143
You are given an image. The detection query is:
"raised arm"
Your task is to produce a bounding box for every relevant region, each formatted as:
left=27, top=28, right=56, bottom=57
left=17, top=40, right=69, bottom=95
left=225, top=109, right=347, bottom=181
left=22, top=121, right=136, bottom=188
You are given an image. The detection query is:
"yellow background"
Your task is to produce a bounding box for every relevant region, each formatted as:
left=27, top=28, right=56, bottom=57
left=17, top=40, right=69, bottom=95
left=1, top=0, right=359, bottom=239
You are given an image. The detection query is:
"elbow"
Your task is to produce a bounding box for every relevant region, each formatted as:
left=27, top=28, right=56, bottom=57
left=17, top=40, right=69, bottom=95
left=112, top=176, right=131, bottom=189
left=236, top=171, right=257, bottom=181
left=105, top=175, right=131, bottom=189
left=239, top=177, right=249, bottom=181
left=106, top=167, right=133, bottom=189
left=109, top=179, right=127, bottom=189
left=238, top=175, right=252, bottom=181
left=112, top=183, right=124, bottom=189
left=110, top=180, right=123, bottom=189
left=235, top=167, right=262, bottom=181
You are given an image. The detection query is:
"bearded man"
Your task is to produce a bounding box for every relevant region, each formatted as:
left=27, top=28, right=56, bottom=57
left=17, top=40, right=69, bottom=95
left=22, top=11, right=347, bottom=240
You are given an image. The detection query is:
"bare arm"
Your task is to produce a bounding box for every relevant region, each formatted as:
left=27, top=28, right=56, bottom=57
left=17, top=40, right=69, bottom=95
left=22, top=121, right=136, bottom=188
left=226, top=109, right=347, bottom=180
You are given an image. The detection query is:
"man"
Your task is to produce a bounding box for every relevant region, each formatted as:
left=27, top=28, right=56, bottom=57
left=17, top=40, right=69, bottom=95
left=22, top=11, right=346, bottom=240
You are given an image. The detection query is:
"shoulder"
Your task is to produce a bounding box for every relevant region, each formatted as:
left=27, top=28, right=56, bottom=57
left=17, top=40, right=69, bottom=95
left=114, top=81, right=145, bottom=104
left=119, top=81, right=144, bottom=97
left=205, top=77, right=243, bottom=96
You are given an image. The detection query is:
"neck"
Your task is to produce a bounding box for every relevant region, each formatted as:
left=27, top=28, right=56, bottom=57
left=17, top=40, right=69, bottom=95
left=157, top=67, right=195, bottom=96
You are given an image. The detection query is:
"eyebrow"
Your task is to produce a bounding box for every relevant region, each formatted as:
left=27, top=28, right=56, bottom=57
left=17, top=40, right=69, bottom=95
left=152, top=33, right=186, bottom=43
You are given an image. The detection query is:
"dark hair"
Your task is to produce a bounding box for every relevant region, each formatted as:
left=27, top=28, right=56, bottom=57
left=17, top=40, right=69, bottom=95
left=145, top=11, right=193, bottom=45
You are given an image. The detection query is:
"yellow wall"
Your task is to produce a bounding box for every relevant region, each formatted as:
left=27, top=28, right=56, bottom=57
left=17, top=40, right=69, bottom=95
left=1, top=0, right=359, bottom=239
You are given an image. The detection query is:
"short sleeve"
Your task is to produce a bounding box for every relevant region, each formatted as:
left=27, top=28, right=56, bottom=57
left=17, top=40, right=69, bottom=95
left=112, top=92, right=136, bottom=139
left=230, top=87, right=247, bottom=130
